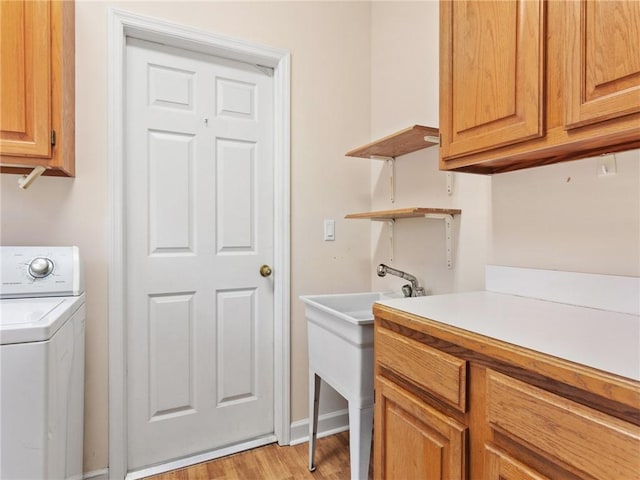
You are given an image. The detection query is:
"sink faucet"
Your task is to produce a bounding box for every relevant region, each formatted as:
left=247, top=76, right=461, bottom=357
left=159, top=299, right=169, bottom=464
left=377, top=264, right=426, bottom=297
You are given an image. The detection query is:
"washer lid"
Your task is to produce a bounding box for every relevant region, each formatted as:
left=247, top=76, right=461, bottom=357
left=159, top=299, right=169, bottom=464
left=0, top=295, right=85, bottom=344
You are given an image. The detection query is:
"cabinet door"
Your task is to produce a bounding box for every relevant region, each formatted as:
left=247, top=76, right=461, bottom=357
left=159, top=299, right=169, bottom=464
left=564, top=0, right=640, bottom=129
left=440, top=0, right=544, bottom=160
left=0, top=1, right=51, bottom=158
left=374, top=377, right=466, bottom=480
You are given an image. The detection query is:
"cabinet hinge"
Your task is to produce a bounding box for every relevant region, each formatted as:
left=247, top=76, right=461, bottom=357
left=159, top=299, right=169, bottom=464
left=50, top=130, right=56, bottom=146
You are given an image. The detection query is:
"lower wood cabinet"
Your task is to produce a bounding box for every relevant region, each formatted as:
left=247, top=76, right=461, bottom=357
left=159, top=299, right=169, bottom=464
left=373, top=305, right=640, bottom=480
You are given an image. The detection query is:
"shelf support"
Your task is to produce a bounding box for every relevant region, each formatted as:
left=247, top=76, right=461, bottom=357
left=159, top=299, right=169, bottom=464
left=369, top=218, right=396, bottom=261
left=18, top=166, right=46, bottom=190
left=386, top=219, right=395, bottom=261
left=370, top=155, right=395, bottom=203
left=446, top=172, right=453, bottom=196
left=424, top=135, right=440, bottom=145
left=425, top=214, right=454, bottom=269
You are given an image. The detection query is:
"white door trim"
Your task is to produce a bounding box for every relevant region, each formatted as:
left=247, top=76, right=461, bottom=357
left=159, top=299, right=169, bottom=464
left=107, top=9, right=291, bottom=479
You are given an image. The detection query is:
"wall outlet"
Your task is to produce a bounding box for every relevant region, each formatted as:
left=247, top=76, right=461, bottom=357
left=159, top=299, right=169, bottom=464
left=597, top=154, right=617, bottom=177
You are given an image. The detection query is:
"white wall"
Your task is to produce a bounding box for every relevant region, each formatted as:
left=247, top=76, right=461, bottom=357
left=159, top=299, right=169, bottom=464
left=491, top=149, right=640, bottom=276
left=0, top=1, right=373, bottom=472
left=369, top=1, right=491, bottom=296
left=2, top=0, right=634, bottom=475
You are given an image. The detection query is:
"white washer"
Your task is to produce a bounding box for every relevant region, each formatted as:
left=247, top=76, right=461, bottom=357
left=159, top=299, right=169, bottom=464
left=1, top=246, right=85, bottom=480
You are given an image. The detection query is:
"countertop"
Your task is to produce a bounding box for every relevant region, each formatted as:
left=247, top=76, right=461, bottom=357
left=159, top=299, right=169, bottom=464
left=376, top=291, right=640, bottom=382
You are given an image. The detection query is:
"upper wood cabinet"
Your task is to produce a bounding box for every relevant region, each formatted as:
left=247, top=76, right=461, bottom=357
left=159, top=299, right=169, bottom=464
left=0, top=0, right=75, bottom=177
left=439, top=0, right=640, bottom=174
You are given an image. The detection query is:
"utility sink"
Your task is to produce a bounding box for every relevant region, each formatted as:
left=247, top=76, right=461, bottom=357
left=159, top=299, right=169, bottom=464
left=300, top=291, right=399, bottom=398
left=300, top=292, right=400, bottom=480
left=301, top=291, right=397, bottom=325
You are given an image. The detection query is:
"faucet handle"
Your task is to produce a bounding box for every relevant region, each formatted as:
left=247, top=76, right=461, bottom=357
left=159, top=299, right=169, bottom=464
left=401, top=284, right=413, bottom=297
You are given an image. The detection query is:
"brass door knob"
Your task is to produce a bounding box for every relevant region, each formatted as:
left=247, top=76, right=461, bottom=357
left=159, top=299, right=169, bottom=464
left=260, top=265, right=272, bottom=277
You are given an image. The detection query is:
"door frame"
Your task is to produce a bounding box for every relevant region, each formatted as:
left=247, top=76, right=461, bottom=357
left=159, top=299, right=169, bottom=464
left=107, top=9, right=291, bottom=479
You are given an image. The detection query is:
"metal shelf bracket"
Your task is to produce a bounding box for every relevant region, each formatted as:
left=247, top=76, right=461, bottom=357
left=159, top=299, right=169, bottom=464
left=386, top=219, right=395, bottom=262
left=18, top=166, right=46, bottom=190
left=369, top=217, right=396, bottom=261
left=370, top=155, right=395, bottom=203
left=425, top=213, right=454, bottom=269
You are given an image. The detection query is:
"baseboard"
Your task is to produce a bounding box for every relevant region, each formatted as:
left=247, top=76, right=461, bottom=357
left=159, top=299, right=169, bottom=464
left=83, top=469, right=109, bottom=480
left=125, top=434, right=277, bottom=480
left=83, top=410, right=348, bottom=479
left=289, top=408, right=349, bottom=446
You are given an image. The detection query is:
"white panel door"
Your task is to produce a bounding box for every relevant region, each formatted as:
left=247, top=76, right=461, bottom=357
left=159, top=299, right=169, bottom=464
left=125, top=37, right=274, bottom=470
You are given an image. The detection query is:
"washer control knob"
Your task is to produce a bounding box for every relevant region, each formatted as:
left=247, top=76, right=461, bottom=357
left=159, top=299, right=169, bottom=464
left=29, top=257, right=54, bottom=278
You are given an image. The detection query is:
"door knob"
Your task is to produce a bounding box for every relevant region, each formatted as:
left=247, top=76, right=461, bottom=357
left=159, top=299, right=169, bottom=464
left=260, top=265, right=272, bottom=277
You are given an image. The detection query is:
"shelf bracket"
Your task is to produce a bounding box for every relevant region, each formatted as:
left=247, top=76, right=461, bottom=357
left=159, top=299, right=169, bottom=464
left=424, top=135, right=440, bottom=145
left=370, top=155, right=395, bottom=203
left=18, top=166, right=46, bottom=190
left=369, top=217, right=396, bottom=261
left=425, top=214, right=454, bottom=269
left=386, top=219, right=395, bottom=262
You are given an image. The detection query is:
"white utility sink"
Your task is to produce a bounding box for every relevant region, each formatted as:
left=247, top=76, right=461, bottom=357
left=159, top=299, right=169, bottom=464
left=300, top=291, right=400, bottom=480
left=301, top=291, right=396, bottom=325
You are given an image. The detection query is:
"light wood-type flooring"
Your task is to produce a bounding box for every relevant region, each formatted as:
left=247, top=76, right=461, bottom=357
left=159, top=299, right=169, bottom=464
left=144, top=432, right=372, bottom=480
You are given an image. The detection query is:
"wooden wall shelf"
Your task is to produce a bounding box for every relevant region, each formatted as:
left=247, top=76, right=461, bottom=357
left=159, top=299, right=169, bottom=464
left=346, top=207, right=461, bottom=268
left=345, top=207, right=461, bottom=220
left=346, top=125, right=439, bottom=159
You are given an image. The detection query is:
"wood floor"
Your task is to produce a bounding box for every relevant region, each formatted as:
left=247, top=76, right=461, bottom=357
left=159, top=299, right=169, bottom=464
left=144, top=432, right=372, bottom=480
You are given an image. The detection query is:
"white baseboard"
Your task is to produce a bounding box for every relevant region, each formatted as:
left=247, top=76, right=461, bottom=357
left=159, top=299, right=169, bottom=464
left=86, top=410, right=348, bottom=480
left=289, top=408, right=349, bottom=446
left=83, top=469, right=109, bottom=480
left=125, top=434, right=277, bottom=480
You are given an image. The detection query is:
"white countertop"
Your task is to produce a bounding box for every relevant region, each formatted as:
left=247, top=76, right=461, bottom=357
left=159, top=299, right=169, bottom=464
left=377, top=291, right=640, bottom=382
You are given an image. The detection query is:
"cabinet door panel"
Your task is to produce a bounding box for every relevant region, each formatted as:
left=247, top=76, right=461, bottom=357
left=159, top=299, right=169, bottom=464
left=440, top=0, right=544, bottom=159
left=0, top=1, right=51, bottom=157
left=374, top=377, right=466, bottom=480
left=565, top=0, right=640, bottom=128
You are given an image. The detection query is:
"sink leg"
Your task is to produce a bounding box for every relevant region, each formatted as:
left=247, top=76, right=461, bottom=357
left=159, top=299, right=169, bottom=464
left=309, top=371, right=321, bottom=472
left=348, top=403, right=373, bottom=480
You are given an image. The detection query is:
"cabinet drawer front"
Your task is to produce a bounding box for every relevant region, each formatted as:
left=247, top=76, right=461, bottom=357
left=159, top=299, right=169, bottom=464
left=487, top=370, right=640, bottom=480
left=376, top=326, right=466, bottom=412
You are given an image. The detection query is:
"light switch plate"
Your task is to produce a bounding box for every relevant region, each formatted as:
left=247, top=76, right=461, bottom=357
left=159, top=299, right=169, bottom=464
left=324, top=219, right=335, bottom=241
